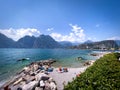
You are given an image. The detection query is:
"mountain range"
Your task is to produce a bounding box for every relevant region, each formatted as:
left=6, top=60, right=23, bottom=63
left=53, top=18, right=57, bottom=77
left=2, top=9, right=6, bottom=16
left=0, top=33, right=120, bottom=49
left=70, top=40, right=120, bottom=50
left=0, top=33, right=62, bottom=48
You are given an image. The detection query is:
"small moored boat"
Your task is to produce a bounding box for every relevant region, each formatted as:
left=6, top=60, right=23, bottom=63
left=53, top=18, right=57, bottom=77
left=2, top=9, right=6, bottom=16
left=17, top=58, right=30, bottom=61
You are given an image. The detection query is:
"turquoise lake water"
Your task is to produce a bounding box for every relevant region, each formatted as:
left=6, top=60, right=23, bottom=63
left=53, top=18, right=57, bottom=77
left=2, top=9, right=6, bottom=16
left=0, top=49, right=98, bottom=85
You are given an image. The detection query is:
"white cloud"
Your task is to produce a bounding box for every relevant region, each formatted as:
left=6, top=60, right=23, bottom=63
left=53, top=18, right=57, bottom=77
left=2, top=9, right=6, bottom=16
left=87, top=37, right=92, bottom=40
left=87, top=37, right=97, bottom=41
left=47, top=28, right=54, bottom=32
left=0, top=28, right=41, bottom=41
left=96, top=24, right=100, bottom=27
left=50, top=24, right=86, bottom=42
left=107, top=36, right=120, bottom=40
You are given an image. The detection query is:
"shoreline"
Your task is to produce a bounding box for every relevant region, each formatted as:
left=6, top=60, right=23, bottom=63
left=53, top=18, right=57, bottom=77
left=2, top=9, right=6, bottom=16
left=49, top=66, right=88, bottom=90
left=0, top=66, right=89, bottom=90
left=0, top=51, right=108, bottom=90
left=0, top=60, right=57, bottom=90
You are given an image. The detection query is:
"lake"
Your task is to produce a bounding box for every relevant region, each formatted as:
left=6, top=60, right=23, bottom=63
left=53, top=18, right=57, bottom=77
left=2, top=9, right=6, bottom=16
left=0, top=48, right=98, bottom=85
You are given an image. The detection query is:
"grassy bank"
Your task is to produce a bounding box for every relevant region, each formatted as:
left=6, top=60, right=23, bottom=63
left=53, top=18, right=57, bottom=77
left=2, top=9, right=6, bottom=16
left=64, top=53, right=120, bottom=90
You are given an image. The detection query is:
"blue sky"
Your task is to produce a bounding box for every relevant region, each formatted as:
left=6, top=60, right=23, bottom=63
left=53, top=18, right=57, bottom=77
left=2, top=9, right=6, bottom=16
left=0, top=0, right=120, bottom=42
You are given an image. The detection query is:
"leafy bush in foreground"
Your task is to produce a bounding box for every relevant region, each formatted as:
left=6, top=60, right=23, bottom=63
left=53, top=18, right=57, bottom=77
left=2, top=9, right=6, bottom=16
left=64, top=53, right=120, bottom=90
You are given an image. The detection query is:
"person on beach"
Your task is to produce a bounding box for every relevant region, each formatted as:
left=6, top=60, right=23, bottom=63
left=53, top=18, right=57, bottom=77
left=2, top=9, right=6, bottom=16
left=76, top=73, right=81, bottom=77
left=63, top=67, right=68, bottom=72
left=47, top=65, right=53, bottom=72
left=57, top=66, right=68, bottom=73
left=58, top=66, right=63, bottom=73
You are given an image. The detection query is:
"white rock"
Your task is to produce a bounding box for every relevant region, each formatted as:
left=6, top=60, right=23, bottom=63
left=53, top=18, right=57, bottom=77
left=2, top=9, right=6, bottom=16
left=22, top=81, right=38, bottom=90
left=50, top=81, right=57, bottom=90
left=35, top=87, right=43, bottom=90
left=35, top=73, right=47, bottom=81
left=40, top=80, right=45, bottom=87
left=23, top=67, right=30, bottom=72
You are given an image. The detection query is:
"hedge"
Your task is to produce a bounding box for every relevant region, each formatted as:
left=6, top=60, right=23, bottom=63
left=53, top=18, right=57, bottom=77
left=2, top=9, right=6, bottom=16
left=64, top=53, right=120, bottom=90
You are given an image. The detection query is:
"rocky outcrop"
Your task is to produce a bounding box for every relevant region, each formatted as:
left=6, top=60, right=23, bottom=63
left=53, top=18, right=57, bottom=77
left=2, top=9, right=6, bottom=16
left=83, top=60, right=95, bottom=66
left=1, top=60, right=57, bottom=90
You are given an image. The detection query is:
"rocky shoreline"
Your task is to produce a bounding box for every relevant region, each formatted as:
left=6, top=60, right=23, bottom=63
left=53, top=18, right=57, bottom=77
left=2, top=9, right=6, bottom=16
left=1, top=60, right=57, bottom=90
left=0, top=52, right=108, bottom=90
left=0, top=59, right=91, bottom=90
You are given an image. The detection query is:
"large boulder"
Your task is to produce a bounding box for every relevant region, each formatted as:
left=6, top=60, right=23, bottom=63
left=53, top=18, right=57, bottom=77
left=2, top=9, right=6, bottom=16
left=22, top=81, right=38, bottom=90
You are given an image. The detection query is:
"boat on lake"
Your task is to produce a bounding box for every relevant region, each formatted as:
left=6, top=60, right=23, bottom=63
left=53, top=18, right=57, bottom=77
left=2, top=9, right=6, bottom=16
left=17, top=58, right=30, bottom=61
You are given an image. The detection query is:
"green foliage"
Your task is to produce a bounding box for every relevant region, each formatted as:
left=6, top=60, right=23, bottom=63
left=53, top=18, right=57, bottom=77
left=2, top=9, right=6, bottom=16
left=64, top=53, right=120, bottom=90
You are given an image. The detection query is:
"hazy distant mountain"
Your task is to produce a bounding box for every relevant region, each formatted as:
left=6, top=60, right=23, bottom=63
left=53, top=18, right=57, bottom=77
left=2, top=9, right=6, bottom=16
left=33, top=35, right=62, bottom=48
left=83, top=40, right=93, bottom=44
left=71, top=40, right=119, bottom=50
left=115, top=40, right=120, bottom=47
left=59, top=41, right=73, bottom=48
left=72, top=42, right=81, bottom=46
left=0, top=33, right=15, bottom=48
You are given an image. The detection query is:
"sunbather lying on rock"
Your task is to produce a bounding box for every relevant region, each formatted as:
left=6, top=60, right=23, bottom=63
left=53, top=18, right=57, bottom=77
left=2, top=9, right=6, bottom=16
left=57, top=67, right=68, bottom=73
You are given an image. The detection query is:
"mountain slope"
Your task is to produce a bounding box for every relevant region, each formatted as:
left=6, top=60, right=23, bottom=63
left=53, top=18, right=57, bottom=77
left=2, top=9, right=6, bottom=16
left=0, top=33, right=120, bottom=49
left=59, top=41, right=73, bottom=48
left=16, top=36, right=36, bottom=48
left=0, top=33, right=62, bottom=48
left=83, top=40, right=93, bottom=44
left=0, top=33, right=15, bottom=48
left=115, top=40, right=120, bottom=47
left=33, top=35, right=62, bottom=48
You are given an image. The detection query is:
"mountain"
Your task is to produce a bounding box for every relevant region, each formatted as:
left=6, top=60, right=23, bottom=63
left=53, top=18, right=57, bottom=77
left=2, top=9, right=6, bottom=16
left=16, top=36, right=36, bottom=48
left=0, top=33, right=62, bottom=48
left=0, top=33, right=15, bottom=48
left=115, top=40, right=120, bottom=47
left=33, top=35, right=62, bottom=48
left=0, top=32, right=120, bottom=49
left=71, top=40, right=119, bottom=50
left=83, top=40, right=93, bottom=44
left=59, top=41, right=73, bottom=48
left=16, top=35, right=62, bottom=48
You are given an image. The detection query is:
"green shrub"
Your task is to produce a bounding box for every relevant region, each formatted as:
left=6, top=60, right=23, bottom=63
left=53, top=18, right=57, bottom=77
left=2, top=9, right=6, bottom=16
left=64, top=53, right=120, bottom=90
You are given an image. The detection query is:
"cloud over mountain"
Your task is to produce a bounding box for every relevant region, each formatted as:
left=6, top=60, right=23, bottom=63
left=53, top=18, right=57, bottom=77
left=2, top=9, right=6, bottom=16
left=107, top=36, right=120, bottom=40
left=47, top=28, right=54, bottom=32
left=0, top=28, right=41, bottom=41
left=50, top=24, right=86, bottom=42
left=0, top=24, right=86, bottom=42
